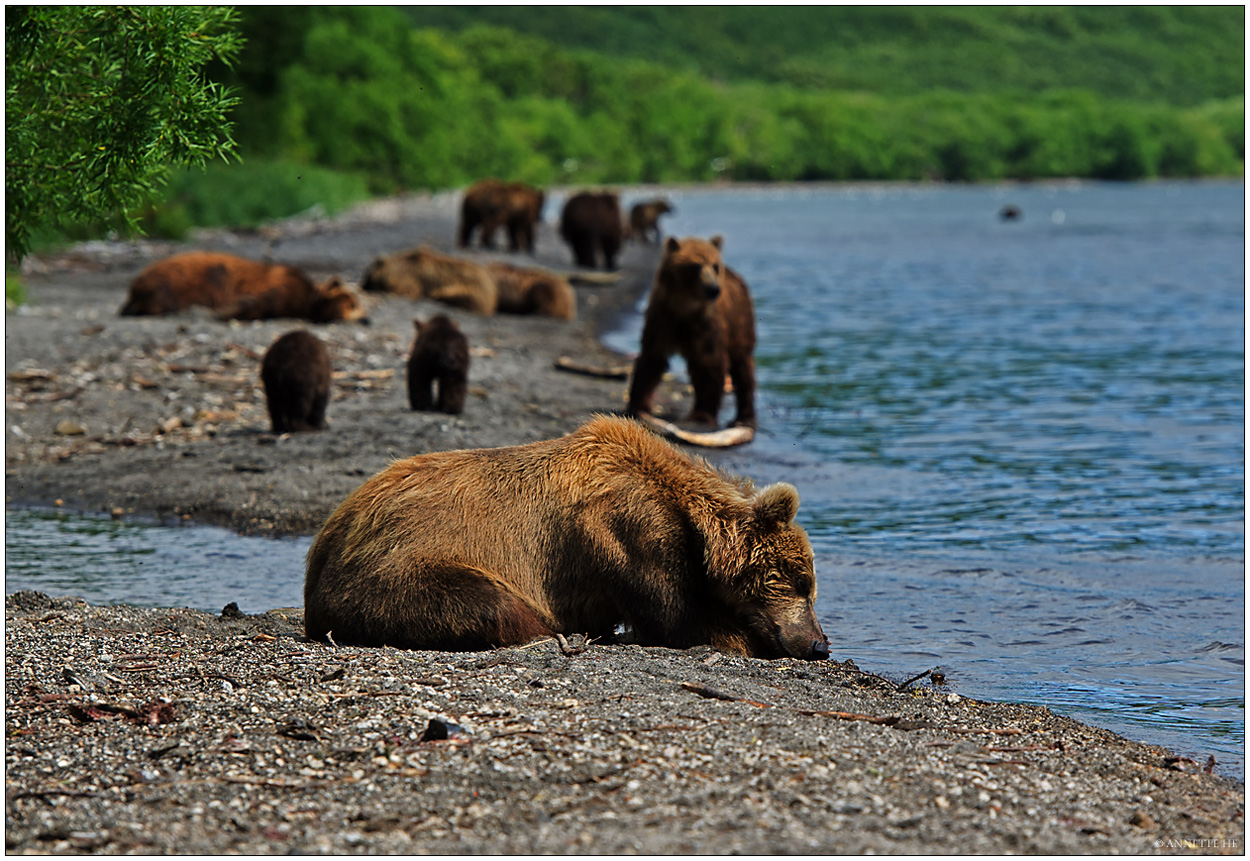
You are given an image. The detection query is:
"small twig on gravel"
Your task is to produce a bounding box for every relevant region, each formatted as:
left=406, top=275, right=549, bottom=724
left=554, top=633, right=587, bottom=656
left=897, top=667, right=945, bottom=692
left=11, top=788, right=100, bottom=801
left=679, top=682, right=773, bottom=708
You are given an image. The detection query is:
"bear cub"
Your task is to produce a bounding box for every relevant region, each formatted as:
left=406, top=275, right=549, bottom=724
left=627, top=236, right=757, bottom=429
left=260, top=330, right=331, bottom=434
left=407, top=315, right=470, bottom=414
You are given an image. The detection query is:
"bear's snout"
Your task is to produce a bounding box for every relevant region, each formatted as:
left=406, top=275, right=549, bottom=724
left=703, top=283, right=722, bottom=300
left=809, top=640, right=830, bottom=661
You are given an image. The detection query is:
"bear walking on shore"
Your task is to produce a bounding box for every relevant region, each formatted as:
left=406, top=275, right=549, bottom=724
left=407, top=315, right=470, bottom=414
left=260, top=330, right=331, bottom=434
left=304, top=415, right=829, bottom=659
left=627, top=236, right=757, bottom=429
left=560, top=191, right=623, bottom=270
left=458, top=179, right=545, bottom=254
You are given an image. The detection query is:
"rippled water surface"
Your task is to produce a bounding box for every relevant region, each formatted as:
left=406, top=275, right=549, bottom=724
left=7, top=181, right=1244, bottom=776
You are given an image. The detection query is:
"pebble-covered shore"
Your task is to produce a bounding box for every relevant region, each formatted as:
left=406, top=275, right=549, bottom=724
left=5, top=191, right=1244, bottom=854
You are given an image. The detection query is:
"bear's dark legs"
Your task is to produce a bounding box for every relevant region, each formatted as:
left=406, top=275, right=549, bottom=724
left=571, top=234, right=597, bottom=268
left=408, top=366, right=434, bottom=411
left=437, top=371, right=467, bottom=414
left=307, top=390, right=329, bottom=430
left=626, top=353, right=670, bottom=417
left=728, top=354, right=757, bottom=428
left=687, top=359, right=727, bottom=428
left=601, top=236, right=620, bottom=270
left=457, top=214, right=477, bottom=248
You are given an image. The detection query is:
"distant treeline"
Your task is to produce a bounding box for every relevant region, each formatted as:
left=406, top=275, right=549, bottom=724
left=143, top=7, right=1243, bottom=236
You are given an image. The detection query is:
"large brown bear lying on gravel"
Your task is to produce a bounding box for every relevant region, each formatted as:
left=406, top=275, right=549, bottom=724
left=360, top=247, right=498, bottom=315
left=304, top=415, right=829, bottom=659
left=486, top=262, right=577, bottom=320
left=120, top=252, right=367, bottom=323
left=458, top=179, right=545, bottom=254
left=627, top=236, right=757, bottom=429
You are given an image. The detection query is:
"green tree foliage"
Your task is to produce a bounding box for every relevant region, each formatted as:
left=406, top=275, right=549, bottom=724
left=5, top=6, right=242, bottom=261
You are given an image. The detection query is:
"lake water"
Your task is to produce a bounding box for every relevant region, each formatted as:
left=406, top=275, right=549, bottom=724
left=6, top=180, right=1244, bottom=777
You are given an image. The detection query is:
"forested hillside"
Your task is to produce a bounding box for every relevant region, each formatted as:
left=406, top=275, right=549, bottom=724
left=51, top=6, right=1250, bottom=241
left=407, top=6, right=1244, bottom=106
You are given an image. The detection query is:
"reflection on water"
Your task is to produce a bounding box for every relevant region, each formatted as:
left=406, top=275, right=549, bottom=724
left=7, top=181, right=1244, bottom=778
left=5, top=507, right=309, bottom=614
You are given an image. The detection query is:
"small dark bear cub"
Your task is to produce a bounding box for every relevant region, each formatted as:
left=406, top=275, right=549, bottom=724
left=261, top=330, right=331, bottom=434
left=407, top=315, right=470, bottom=414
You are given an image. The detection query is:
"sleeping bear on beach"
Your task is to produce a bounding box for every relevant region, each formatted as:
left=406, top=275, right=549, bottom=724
left=360, top=247, right=498, bottom=316
left=627, top=236, right=757, bottom=430
left=303, top=415, right=830, bottom=660
left=260, top=330, right=331, bottom=433
left=486, top=262, right=577, bottom=320
left=120, top=252, right=367, bottom=323
left=407, top=315, right=470, bottom=414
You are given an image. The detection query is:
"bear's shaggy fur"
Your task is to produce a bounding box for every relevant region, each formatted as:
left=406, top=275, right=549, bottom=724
left=407, top=315, right=470, bottom=414
left=120, top=252, right=367, bottom=323
left=486, top=262, right=577, bottom=320
left=627, top=236, right=757, bottom=429
left=304, top=415, right=829, bottom=659
left=361, top=247, right=498, bottom=315
left=560, top=191, right=623, bottom=270
left=458, top=179, right=545, bottom=254
left=260, top=330, right=331, bottom=434
left=628, top=199, right=673, bottom=243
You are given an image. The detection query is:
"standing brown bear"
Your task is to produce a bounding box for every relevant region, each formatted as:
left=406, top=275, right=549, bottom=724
left=304, top=415, right=829, bottom=659
left=407, top=315, right=470, bottom=414
left=458, top=179, right=545, bottom=254
left=560, top=191, right=623, bottom=270
left=260, top=330, right=331, bottom=434
left=120, top=252, right=367, bottom=323
left=628, top=199, right=673, bottom=243
left=627, top=236, right=757, bottom=429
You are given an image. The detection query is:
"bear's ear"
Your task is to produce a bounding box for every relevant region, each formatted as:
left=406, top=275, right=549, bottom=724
left=664, top=236, right=682, bottom=254
left=753, top=483, right=799, bottom=526
left=413, top=318, right=423, bottom=332
left=710, top=235, right=724, bottom=250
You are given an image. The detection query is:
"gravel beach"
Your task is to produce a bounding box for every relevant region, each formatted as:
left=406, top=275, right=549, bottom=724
left=5, top=191, right=1244, bottom=854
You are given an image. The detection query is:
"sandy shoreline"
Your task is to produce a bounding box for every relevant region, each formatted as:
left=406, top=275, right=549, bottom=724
left=5, top=192, right=1244, bottom=853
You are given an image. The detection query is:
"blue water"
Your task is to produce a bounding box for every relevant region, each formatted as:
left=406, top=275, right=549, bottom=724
left=6, top=181, right=1244, bottom=777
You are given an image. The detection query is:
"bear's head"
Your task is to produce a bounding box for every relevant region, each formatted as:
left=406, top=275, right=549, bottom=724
left=658, top=235, right=726, bottom=315
left=712, top=482, right=830, bottom=660
left=360, top=253, right=424, bottom=296
left=311, top=277, right=369, bottom=324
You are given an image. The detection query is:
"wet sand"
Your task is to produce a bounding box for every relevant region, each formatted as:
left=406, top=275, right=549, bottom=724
left=4, top=192, right=1243, bottom=854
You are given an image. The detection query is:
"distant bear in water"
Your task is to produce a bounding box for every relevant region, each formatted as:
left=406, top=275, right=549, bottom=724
left=260, top=330, right=331, bottom=434
left=628, top=199, right=673, bottom=243
left=407, top=315, right=470, bottom=414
